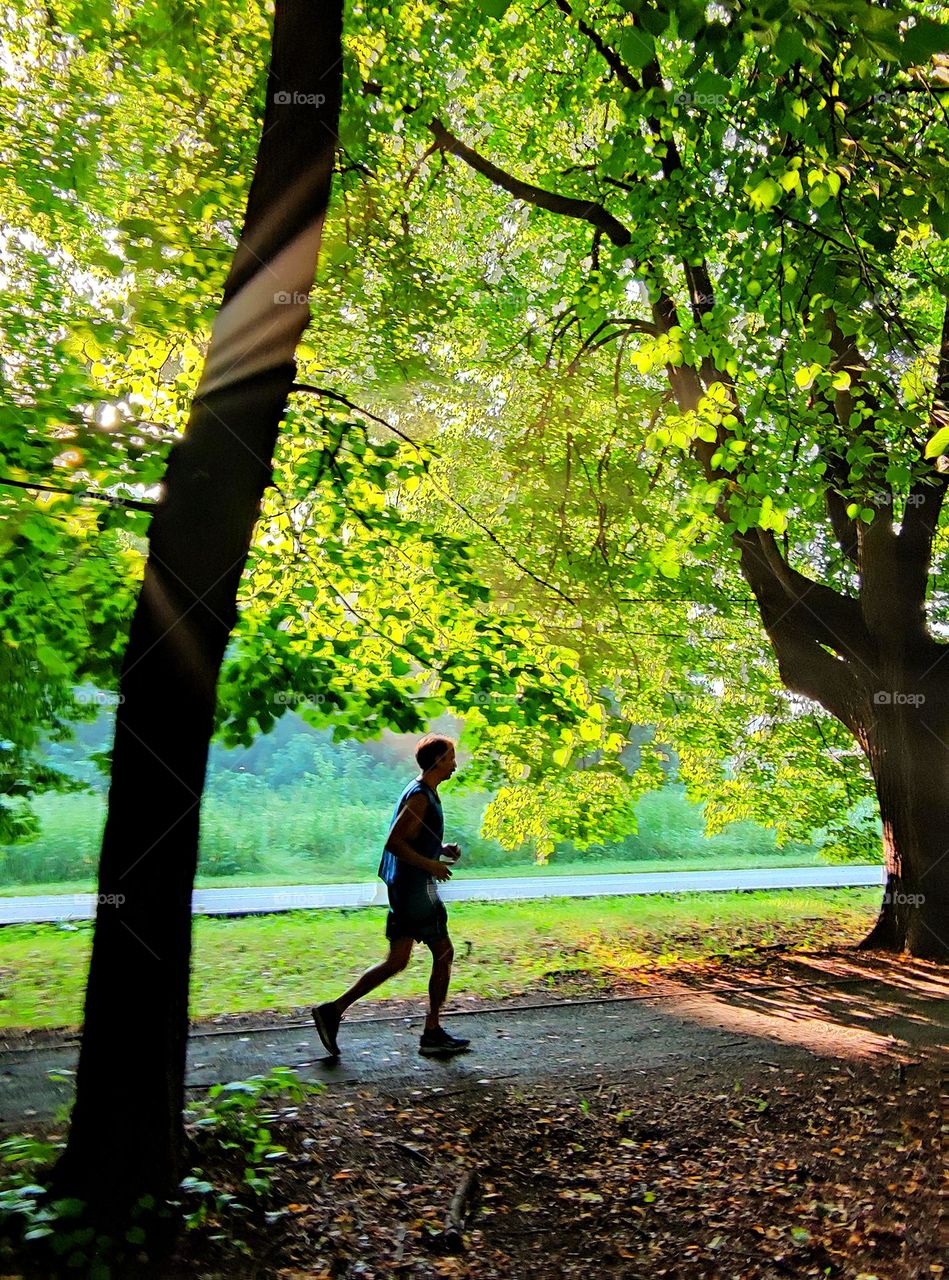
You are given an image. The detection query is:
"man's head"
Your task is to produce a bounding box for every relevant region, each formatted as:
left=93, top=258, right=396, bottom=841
left=416, top=733, right=456, bottom=782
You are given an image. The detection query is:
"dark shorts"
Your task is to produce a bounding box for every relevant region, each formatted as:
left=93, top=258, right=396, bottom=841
left=385, top=881, right=449, bottom=948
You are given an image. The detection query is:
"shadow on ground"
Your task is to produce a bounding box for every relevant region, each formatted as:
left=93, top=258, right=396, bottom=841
left=2, top=949, right=945, bottom=1129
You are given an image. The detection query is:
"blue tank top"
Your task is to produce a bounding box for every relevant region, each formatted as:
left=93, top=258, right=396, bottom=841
left=377, top=779, right=443, bottom=888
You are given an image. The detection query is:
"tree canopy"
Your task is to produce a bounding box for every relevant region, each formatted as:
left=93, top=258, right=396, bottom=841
left=2, top=0, right=948, bottom=874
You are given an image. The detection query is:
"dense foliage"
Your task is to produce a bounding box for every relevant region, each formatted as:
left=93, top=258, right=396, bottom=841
left=2, top=0, right=947, bottom=864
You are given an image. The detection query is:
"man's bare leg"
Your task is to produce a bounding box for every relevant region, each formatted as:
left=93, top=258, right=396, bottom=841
left=313, top=937, right=415, bottom=1053
left=333, top=936, right=414, bottom=1016
left=424, top=938, right=454, bottom=1032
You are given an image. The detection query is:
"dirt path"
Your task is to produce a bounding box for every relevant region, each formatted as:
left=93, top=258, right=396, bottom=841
left=2, top=951, right=945, bottom=1129
left=165, top=949, right=945, bottom=1278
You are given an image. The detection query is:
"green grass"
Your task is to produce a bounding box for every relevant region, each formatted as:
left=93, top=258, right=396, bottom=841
left=0, top=888, right=879, bottom=1030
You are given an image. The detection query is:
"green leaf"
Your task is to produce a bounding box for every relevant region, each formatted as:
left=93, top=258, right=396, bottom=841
left=617, top=27, right=656, bottom=68
left=35, top=645, right=71, bottom=677
left=748, top=177, right=783, bottom=211
left=51, top=1197, right=86, bottom=1218
left=901, top=16, right=947, bottom=61
left=925, top=425, right=949, bottom=459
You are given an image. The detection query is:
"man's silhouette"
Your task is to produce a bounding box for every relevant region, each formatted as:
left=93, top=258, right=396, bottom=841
left=312, top=734, right=471, bottom=1057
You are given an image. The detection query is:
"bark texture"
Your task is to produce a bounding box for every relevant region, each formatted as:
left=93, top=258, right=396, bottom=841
left=858, top=665, right=949, bottom=958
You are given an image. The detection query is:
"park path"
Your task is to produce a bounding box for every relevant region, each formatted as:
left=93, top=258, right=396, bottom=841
left=0, top=864, right=883, bottom=925
left=1, top=951, right=943, bottom=1127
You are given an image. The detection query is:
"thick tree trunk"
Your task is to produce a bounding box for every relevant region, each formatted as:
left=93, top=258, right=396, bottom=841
left=859, top=675, right=949, bottom=959
left=51, top=0, right=344, bottom=1221
left=735, top=530, right=948, bottom=961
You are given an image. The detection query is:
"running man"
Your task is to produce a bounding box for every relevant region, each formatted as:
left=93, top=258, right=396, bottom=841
left=311, top=734, right=471, bottom=1058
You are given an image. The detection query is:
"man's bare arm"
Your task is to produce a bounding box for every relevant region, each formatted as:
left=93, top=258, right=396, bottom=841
left=387, top=793, right=451, bottom=881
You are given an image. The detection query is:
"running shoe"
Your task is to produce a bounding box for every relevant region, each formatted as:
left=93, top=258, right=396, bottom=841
left=312, top=1002, right=341, bottom=1057
left=419, top=1027, right=471, bottom=1056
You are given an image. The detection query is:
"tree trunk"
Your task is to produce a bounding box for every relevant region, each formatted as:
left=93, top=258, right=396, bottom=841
left=734, top=530, right=948, bottom=961
left=859, top=675, right=949, bottom=960
left=51, top=0, right=343, bottom=1222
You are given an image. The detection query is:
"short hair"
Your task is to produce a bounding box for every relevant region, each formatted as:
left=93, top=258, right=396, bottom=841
left=416, top=733, right=455, bottom=771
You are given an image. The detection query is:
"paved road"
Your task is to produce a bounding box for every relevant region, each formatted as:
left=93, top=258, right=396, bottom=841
left=2, top=953, right=944, bottom=1126
left=0, top=865, right=883, bottom=926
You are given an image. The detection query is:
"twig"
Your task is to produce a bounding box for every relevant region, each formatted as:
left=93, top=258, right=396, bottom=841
left=289, top=382, right=578, bottom=605
left=380, top=1138, right=433, bottom=1165
left=442, top=1168, right=480, bottom=1254
left=394, top=1224, right=407, bottom=1265
left=0, top=475, right=155, bottom=512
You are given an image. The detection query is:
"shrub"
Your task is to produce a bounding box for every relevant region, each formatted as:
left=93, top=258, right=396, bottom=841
left=0, top=793, right=103, bottom=883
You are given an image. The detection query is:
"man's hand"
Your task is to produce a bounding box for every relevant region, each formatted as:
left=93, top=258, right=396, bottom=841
left=442, top=843, right=462, bottom=862
left=429, top=859, right=452, bottom=882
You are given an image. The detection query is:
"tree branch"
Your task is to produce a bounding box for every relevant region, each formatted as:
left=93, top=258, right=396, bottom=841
left=825, top=313, right=893, bottom=507
left=751, top=528, right=870, bottom=665
left=735, top=530, right=867, bottom=730
left=0, top=476, right=155, bottom=512
left=290, top=383, right=579, bottom=606
left=551, top=5, right=722, bottom=336
left=819, top=444, right=860, bottom=566
left=902, top=299, right=949, bottom=555
left=553, top=0, right=640, bottom=93
left=427, top=100, right=863, bottom=691
left=429, top=119, right=632, bottom=247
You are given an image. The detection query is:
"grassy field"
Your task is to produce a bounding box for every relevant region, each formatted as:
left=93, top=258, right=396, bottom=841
left=0, top=888, right=879, bottom=1030
left=0, top=781, right=845, bottom=897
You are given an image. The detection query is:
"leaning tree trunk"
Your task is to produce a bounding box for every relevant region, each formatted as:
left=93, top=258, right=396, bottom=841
left=734, top=520, right=949, bottom=962
left=51, top=0, right=344, bottom=1220
left=859, top=671, right=949, bottom=959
